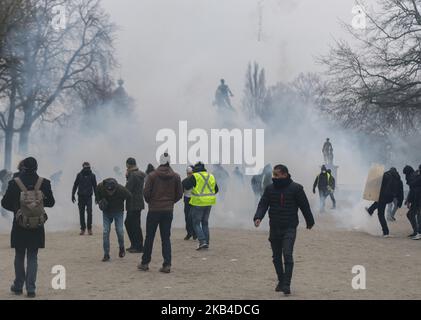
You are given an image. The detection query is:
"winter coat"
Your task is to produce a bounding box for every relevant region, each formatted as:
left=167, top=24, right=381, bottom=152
left=1, top=171, right=55, bottom=249
left=125, top=168, right=146, bottom=211
left=254, top=178, right=315, bottom=234
left=143, top=165, right=183, bottom=212
left=96, top=181, right=132, bottom=214
left=379, top=169, right=404, bottom=205
left=408, top=172, right=421, bottom=208
left=313, top=172, right=332, bottom=192
left=72, top=168, right=97, bottom=198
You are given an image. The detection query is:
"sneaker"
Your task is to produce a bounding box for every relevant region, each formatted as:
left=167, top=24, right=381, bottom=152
left=193, top=235, right=198, bottom=240
left=88, top=230, right=93, bottom=235
left=102, top=254, right=110, bottom=262
left=411, top=234, right=421, bottom=240
left=128, top=248, right=143, bottom=253
left=383, top=234, right=391, bottom=238
left=138, top=263, right=149, bottom=271
left=80, top=230, right=85, bottom=236
left=184, top=234, right=192, bottom=241
left=275, top=283, right=282, bottom=292
left=196, top=243, right=208, bottom=251
left=27, top=292, right=36, bottom=298
left=10, top=285, right=23, bottom=296
left=119, top=247, right=126, bottom=258
left=365, top=207, right=372, bottom=216
left=282, top=286, right=291, bottom=295
left=159, top=266, right=171, bottom=273
left=408, top=232, right=417, bottom=238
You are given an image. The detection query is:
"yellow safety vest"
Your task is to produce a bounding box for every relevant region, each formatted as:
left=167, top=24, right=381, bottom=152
left=190, top=172, right=217, bottom=206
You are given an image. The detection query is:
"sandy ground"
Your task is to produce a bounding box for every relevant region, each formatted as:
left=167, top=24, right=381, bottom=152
left=1, top=209, right=421, bottom=300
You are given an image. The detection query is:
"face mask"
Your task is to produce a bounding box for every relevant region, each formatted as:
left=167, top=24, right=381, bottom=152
left=272, top=178, right=289, bottom=188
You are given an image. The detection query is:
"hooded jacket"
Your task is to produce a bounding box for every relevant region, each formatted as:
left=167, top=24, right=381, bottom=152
left=379, top=169, right=404, bottom=205
left=72, top=167, right=97, bottom=198
left=125, top=167, right=146, bottom=211
left=96, top=179, right=132, bottom=214
left=143, top=165, right=183, bottom=212
left=254, top=178, right=315, bottom=234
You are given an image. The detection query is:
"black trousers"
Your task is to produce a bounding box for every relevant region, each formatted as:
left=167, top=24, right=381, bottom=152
left=270, top=228, right=297, bottom=287
left=183, top=197, right=196, bottom=237
left=78, top=195, right=92, bottom=231
left=125, top=210, right=143, bottom=250
left=368, top=201, right=389, bottom=235
left=141, top=211, right=173, bottom=267
left=407, top=206, right=421, bottom=234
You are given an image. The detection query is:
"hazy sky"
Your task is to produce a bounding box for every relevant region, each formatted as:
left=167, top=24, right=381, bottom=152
left=101, top=0, right=374, bottom=110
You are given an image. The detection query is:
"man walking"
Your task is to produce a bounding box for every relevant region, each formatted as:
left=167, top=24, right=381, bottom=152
left=138, top=153, right=183, bottom=273
left=1, top=157, right=55, bottom=298
left=96, top=178, right=132, bottom=261
left=313, top=165, right=333, bottom=212
left=72, top=162, right=97, bottom=235
left=125, top=158, right=146, bottom=253
left=183, top=162, right=219, bottom=250
left=254, top=164, right=314, bottom=296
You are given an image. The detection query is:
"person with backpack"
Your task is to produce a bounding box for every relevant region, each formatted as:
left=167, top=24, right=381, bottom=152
left=313, top=165, right=334, bottom=212
left=366, top=168, right=404, bottom=237
left=1, top=157, right=55, bottom=298
left=96, top=178, right=132, bottom=262
left=138, top=153, right=183, bottom=273
left=72, top=162, right=97, bottom=235
left=124, top=158, right=146, bottom=253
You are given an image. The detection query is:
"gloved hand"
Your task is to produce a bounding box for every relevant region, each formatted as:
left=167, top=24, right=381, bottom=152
left=72, top=195, right=76, bottom=203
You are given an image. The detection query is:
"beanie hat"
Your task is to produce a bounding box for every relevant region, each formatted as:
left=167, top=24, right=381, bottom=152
left=23, top=157, right=38, bottom=172
left=126, top=158, right=137, bottom=166
left=159, top=153, right=171, bottom=165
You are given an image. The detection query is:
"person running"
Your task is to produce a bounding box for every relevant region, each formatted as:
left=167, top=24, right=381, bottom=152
left=183, top=162, right=219, bottom=250
left=254, top=164, right=314, bottom=296
left=366, top=168, right=403, bottom=237
left=1, top=157, right=55, bottom=298
left=138, top=153, right=183, bottom=273
left=326, top=169, right=336, bottom=209
left=96, top=178, right=132, bottom=262
left=72, top=162, right=97, bottom=235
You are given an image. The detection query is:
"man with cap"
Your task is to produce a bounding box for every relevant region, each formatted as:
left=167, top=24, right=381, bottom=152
left=182, top=166, right=196, bottom=240
left=96, top=178, right=132, bottom=261
left=72, top=162, right=97, bottom=235
left=138, top=153, right=183, bottom=273
left=183, top=161, right=219, bottom=250
left=125, top=158, right=146, bottom=253
left=2, top=157, right=55, bottom=298
left=254, top=164, right=314, bottom=296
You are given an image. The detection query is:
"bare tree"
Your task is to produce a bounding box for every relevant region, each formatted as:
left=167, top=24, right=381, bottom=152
left=242, top=61, right=268, bottom=120
left=320, top=0, right=421, bottom=134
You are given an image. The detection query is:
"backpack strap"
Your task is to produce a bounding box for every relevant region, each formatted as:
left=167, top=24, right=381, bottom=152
left=14, top=178, right=28, bottom=192
left=34, top=177, right=44, bottom=191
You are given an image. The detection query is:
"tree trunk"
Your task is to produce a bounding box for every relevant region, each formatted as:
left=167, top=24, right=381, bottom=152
left=18, top=123, right=31, bottom=155
left=4, top=129, right=13, bottom=170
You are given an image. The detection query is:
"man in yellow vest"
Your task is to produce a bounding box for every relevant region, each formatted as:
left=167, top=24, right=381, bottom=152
left=313, top=165, right=333, bottom=213
left=182, top=162, right=219, bottom=250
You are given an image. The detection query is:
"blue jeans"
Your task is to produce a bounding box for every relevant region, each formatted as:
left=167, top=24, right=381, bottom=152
left=14, top=248, right=38, bottom=293
left=387, top=198, right=399, bottom=219
left=103, top=212, right=125, bottom=255
left=191, top=206, right=212, bottom=245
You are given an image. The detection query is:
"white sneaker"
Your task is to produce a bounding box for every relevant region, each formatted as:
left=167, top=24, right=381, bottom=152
left=383, top=234, right=391, bottom=238
left=411, top=234, right=421, bottom=240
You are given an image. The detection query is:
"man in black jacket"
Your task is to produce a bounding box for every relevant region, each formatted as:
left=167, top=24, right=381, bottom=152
left=125, top=158, right=146, bottom=253
left=1, top=157, right=55, bottom=298
left=313, top=165, right=333, bottom=212
left=254, top=164, right=314, bottom=296
left=72, top=162, right=97, bottom=235
left=366, top=168, right=404, bottom=237
left=404, top=165, right=421, bottom=240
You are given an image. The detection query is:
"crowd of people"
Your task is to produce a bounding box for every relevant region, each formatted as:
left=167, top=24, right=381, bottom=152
left=1, top=151, right=420, bottom=298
